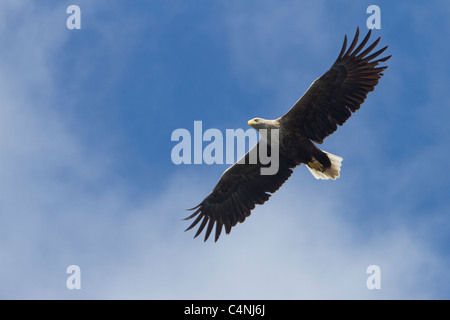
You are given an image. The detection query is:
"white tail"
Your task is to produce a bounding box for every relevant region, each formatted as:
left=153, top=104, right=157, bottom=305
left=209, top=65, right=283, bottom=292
left=306, top=151, right=343, bottom=180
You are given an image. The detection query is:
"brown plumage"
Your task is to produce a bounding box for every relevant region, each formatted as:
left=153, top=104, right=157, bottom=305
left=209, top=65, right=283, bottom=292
left=185, top=27, right=391, bottom=242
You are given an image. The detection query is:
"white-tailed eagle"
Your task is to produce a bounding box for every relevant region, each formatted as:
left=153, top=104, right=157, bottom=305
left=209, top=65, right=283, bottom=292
left=185, top=27, right=391, bottom=242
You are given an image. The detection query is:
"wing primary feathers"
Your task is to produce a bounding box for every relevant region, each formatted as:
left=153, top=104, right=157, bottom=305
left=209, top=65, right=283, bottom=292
left=185, top=212, right=203, bottom=232
left=204, top=219, right=215, bottom=242
left=344, top=27, right=360, bottom=56
left=184, top=207, right=201, bottom=220
left=194, top=216, right=209, bottom=238
left=186, top=204, right=201, bottom=211
left=357, top=37, right=381, bottom=59
left=215, top=222, right=223, bottom=242
left=360, top=45, right=388, bottom=63
left=373, top=54, right=392, bottom=63
left=349, top=29, right=372, bottom=57
left=336, top=35, right=347, bottom=61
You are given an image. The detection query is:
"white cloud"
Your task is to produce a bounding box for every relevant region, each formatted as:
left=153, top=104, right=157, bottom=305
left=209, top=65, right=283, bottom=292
left=81, top=172, right=444, bottom=300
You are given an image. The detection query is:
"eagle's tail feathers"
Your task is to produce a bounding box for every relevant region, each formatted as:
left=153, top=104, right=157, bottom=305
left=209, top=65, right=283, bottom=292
left=306, top=151, right=342, bottom=180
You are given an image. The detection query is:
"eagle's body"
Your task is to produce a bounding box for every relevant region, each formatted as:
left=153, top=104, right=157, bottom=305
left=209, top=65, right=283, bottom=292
left=185, top=28, right=391, bottom=242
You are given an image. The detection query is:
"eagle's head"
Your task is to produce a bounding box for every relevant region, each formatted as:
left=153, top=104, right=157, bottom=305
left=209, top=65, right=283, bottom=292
left=248, top=117, right=278, bottom=130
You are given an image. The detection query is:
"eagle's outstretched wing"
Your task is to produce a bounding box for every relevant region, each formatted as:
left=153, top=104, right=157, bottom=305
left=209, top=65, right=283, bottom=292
left=185, top=143, right=297, bottom=242
left=281, top=27, right=391, bottom=144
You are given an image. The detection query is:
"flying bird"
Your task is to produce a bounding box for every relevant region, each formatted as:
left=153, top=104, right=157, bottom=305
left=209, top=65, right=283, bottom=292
left=185, top=27, right=391, bottom=242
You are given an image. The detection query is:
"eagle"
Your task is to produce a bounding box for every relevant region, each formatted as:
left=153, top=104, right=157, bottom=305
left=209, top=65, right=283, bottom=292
left=185, top=27, right=391, bottom=242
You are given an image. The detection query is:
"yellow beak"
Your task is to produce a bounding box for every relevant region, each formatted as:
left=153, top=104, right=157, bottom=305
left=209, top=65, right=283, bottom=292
left=248, top=120, right=255, bottom=126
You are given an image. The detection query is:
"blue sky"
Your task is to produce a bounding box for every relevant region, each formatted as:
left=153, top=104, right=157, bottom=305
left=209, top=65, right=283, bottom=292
left=0, top=0, right=449, bottom=299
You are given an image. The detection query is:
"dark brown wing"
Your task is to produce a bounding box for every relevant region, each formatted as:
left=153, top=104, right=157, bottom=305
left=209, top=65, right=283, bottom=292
left=185, top=143, right=297, bottom=242
left=281, top=27, right=391, bottom=144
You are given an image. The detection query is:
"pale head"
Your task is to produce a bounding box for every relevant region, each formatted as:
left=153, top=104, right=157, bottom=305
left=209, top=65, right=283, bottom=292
left=248, top=117, right=279, bottom=130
